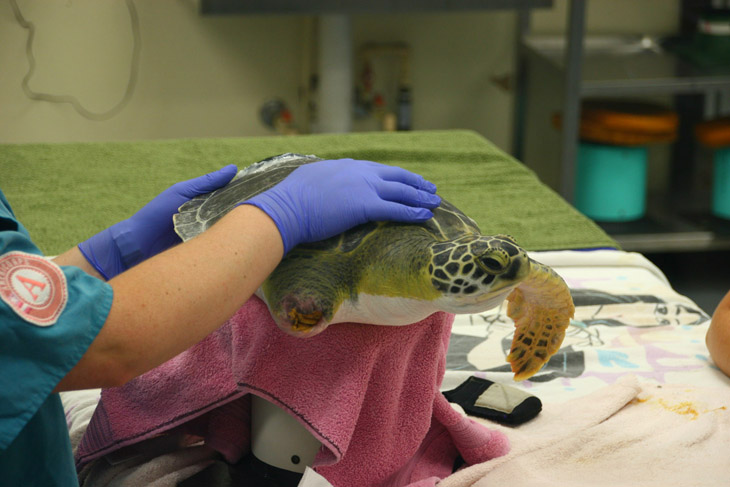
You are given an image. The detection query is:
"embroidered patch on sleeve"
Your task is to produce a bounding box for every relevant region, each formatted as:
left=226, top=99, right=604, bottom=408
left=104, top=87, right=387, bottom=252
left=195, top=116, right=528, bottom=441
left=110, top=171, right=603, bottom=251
left=0, top=251, right=68, bottom=327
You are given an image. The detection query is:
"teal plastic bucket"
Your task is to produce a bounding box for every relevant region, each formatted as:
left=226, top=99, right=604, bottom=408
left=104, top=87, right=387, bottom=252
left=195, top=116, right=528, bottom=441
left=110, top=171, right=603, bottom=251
left=713, top=147, right=730, bottom=219
left=574, top=142, right=648, bottom=222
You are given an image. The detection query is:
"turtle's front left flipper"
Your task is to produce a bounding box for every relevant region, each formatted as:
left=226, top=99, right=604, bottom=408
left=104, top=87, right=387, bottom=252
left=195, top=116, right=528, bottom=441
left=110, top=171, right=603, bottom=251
left=506, top=259, right=574, bottom=381
left=259, top=248, right=353, bottom=337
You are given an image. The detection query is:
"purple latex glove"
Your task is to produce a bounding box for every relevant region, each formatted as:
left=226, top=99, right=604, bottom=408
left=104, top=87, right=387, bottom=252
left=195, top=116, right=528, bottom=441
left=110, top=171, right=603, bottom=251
left=244, top=159, right=441, bottom=254
left=79, top=165, right=237, bottom=279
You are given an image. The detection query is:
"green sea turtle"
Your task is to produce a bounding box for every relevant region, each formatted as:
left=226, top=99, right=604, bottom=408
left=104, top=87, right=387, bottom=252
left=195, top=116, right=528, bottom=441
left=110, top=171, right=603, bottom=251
left=174, top=153, right=574, bottom=380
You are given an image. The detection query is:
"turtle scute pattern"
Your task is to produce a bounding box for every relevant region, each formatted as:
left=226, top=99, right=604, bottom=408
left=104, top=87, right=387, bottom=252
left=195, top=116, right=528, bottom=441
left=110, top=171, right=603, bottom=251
left=506, top=260, right=575, bottom=381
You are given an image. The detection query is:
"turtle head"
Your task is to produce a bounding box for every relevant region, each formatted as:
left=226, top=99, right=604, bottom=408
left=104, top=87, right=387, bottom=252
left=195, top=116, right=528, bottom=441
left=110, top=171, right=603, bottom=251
left=428, top=234, right=531, bottom=313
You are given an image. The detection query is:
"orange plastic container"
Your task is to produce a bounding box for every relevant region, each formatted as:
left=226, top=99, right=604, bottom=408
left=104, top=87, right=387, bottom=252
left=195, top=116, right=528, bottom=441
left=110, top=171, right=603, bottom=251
left=553, top=99, right=678, bottom=221
left=696, top=116, right=730, bottom=149
left=553, top=99, right=679, bottom=146
left=696, top=117, right=730, bottom=219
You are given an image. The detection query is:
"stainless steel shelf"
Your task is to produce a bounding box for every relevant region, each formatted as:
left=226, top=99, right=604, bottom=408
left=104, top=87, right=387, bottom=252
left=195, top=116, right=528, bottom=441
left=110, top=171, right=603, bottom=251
left=523, top=35, right=730, bottom=97
left=613, top=231, right=720, bottom=253
left=597, top=210, right=730, bottom=253
left=200, top=0, right=553, bottom=15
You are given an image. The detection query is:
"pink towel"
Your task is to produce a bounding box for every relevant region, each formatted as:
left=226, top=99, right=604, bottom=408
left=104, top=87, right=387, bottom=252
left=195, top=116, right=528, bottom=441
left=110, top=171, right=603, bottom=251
left=76, top=297, right=509, bottom=486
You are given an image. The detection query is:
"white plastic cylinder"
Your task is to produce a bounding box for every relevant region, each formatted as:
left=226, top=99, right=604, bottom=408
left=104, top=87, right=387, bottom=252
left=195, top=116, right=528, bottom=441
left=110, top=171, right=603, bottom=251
left=250, top=395, right=321, bottom=473
left=316, top=14, right=352, bottom=133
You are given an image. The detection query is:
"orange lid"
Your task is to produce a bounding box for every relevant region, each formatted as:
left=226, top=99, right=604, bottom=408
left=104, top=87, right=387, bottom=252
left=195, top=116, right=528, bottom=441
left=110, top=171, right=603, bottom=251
left=552, top=100, right=678, bottom=146
left=580, top=99, right=679, bottom=135
left=696, top=117, right=730, bottom=148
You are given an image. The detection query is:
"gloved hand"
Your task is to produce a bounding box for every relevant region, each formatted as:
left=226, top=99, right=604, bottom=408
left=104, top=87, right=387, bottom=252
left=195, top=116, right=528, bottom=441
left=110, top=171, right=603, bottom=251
left=79, top=165, right=237, bottom=279
left=244, top=159, right=441, bottom=254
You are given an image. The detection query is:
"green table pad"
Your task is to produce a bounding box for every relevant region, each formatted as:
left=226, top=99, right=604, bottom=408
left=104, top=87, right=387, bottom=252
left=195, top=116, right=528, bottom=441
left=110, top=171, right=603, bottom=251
left=2, top=130, right=616, bottom=256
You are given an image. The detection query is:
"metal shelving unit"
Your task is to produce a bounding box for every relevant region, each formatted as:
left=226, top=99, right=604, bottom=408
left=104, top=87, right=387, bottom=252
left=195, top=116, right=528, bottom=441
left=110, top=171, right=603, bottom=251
left=199, top=0, right=553, bottom=15
left=513, top=0, right=730, bottom=252
left=523, top=36, right=730, bottom=98
left=597, top=207, right=730, bottom=253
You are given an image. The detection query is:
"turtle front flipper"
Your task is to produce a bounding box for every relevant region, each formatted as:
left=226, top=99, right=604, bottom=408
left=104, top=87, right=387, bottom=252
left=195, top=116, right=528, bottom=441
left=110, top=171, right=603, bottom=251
left=287, top=307, right=324, bottom=332
left=506, top=259, right=574, bottom=381
left=255, top=284, right=334, bottom=337
left=258, top=249, right=350, bottom=337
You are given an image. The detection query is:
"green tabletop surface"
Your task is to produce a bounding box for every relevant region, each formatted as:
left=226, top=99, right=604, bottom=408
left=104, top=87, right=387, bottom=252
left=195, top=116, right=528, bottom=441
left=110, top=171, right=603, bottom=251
left=2, top=130, right=616, bottom=256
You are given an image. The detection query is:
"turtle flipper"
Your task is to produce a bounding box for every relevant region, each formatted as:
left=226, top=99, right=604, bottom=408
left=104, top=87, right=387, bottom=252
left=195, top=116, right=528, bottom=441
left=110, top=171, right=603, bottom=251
left=506, top=259, right=574, bottom=381
left=287, top=307, right=324, bottom=333
left=255, top=285, right=331, bottom=337
left=259, top=249, right=350, bottom=337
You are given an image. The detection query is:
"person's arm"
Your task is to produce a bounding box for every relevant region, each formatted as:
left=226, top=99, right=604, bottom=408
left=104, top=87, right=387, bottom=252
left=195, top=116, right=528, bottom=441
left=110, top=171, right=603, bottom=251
left=78, top=165, right=237, bottom=280
left=707, top=290, right=730, bottom=377
left=53, top=205, right=282, bottom=391
left=52, top=158, right=439, bottom=392
left=53, top=247, right=105, bottom=280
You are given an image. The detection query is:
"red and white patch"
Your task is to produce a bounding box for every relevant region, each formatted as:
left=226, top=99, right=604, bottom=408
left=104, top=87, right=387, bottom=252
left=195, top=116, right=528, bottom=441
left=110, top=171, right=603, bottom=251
left=0, top=251, right=68, bottom=327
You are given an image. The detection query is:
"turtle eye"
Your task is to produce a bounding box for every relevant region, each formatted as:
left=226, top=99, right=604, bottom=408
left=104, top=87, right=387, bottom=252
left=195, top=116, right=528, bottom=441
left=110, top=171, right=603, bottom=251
left=476, top=249, right=510, bottom=275
left=482, top=258, right=505, bottom=272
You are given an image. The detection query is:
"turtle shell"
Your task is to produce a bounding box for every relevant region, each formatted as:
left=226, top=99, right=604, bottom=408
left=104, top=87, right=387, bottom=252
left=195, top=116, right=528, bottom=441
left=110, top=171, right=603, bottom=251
left=174, top=153, right=323, bottom=241
left=175, top=153, right=481, bottom=248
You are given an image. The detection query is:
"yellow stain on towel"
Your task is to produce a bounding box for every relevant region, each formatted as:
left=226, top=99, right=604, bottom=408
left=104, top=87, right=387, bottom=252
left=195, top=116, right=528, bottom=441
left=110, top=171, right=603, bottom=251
left=657, top=399, right=699, bottom=420
left=632, top=396, right=727, bottom=420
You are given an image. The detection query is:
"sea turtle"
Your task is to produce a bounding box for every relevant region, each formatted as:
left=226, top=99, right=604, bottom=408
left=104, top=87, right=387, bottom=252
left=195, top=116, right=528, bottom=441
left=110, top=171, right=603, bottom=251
left=174, top=153, right=574, bottom=381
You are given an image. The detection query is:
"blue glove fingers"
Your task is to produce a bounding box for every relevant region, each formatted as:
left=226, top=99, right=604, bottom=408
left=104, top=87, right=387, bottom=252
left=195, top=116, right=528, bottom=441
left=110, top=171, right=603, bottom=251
left=78, top=164, right=239, bottom=280
left=375, top=180, right=441, bottom=209
left=116, top=164, right=239, bottom=268
left=173, top=164, right=238, bottom=199
left=368, top=163, right=438, bottom=194
left=336, top=159, right=437, bottom=194
left=244, top=158, right=440, bottom=256
left=366, top=201, right=435, bottom=223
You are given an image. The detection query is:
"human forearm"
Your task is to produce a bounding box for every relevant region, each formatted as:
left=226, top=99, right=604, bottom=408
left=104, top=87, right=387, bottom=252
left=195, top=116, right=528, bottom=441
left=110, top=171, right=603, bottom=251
left=53, top=247, right=106, bottom=280
left=707, top=290, right=730, bottom=377
left=55, top=205, right=283, bottom=391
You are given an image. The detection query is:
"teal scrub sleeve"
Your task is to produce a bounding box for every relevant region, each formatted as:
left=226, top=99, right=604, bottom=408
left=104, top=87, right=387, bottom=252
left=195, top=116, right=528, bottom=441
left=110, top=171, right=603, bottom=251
left=0, top=192, right=113, bottom=450
left=0, top=394, right=78, bottom=486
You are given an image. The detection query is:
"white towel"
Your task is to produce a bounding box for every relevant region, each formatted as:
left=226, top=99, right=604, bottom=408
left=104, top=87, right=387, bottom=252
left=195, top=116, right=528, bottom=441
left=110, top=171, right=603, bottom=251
left=440, top=375, right=730, bottom=486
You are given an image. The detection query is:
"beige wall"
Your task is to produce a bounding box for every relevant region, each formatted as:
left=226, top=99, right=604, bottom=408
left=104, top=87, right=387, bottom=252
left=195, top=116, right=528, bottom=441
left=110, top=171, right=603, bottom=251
left=0, top=0, right=678, bottom=151
left=1, top=0, right=306, bottom=144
